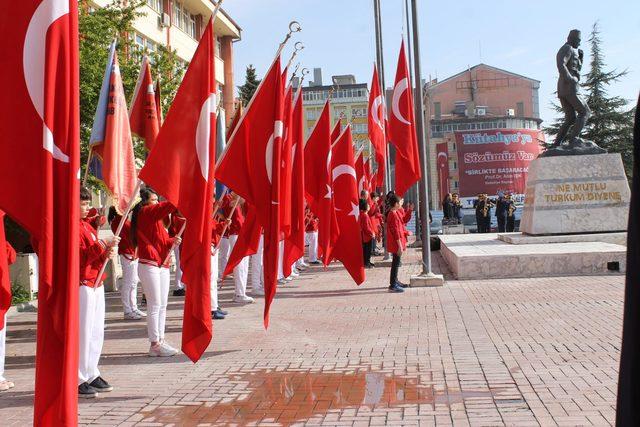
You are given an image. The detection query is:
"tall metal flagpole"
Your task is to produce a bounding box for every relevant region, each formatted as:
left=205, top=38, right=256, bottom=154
left=409, top=0, right=443, bottom=286
left=373, top=0, right=390, bottom=192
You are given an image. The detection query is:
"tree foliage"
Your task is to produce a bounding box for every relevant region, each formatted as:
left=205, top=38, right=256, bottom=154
left=79, top=0, right=186, bottom=188
left=544, top=22, right=635, bottom=178
left=238, top=65, right=261, bottom=107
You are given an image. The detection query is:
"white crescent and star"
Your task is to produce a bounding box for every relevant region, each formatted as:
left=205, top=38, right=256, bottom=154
left=392, top=77, right=411, bottom=125
left=331, top=164, right=359, bottom=220
left=195, top=93, right=217, bottom=180
left=24, top=0, right=70, bottom=163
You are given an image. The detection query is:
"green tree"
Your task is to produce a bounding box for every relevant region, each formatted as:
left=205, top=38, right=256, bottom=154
left=238, top=65, right=261, bottom=106
left=545, top=22, right=635, bottom=178
left=79, top=0, right=186, bottom=187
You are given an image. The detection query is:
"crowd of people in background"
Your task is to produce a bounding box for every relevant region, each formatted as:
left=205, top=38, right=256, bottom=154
left=441, top=192, right=518, bottom=233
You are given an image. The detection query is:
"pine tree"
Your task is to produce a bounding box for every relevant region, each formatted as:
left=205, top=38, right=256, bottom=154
left=545, top=22, right=635, bottom=178
left=238, top=65, right=261, bottom=106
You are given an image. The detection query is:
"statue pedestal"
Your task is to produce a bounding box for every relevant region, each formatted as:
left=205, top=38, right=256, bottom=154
left=520, top=153, right=630, bottom=235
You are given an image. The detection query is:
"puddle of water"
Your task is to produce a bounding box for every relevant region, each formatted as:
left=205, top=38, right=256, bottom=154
left=141, top=370, right=499, bottom=426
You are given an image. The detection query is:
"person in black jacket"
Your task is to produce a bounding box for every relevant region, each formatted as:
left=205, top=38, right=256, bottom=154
left=495, top=192, right=508, bottom=232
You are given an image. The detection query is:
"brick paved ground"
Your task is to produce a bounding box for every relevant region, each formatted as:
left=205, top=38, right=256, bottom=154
left=0, top=246, right=623, bottom=426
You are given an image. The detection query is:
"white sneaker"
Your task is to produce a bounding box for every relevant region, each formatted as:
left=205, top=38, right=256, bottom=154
left=277, top=279, right=287, bottom=285
left=285, top=276, right=293, bottom=282
left=300, top=262, right=310, bottom=268
left=148, top=343, right=178, bottom=357
left=290, top=270, right=300, bottom=277
left=252, top=288, right=265, bottom=296
left=134, top=309, right=147, bottom=317
left=234, top=295, right=255, bottom=304
left=124, top=312, right=142, bottom=320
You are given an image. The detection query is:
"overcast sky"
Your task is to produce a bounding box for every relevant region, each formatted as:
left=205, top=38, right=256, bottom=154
left=222, top=0, right=640, bottom=125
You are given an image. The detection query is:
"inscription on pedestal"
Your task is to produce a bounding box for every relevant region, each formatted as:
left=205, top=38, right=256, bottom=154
left=520, top=154, right=630, bottom=235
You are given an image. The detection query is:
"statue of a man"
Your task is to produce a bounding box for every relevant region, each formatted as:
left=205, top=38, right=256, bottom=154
left=554, top=29, right=588, bottom=146
left=541, top=29, right=606, bottom=156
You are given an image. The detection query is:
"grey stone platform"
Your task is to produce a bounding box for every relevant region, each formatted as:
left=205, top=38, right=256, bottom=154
left=439, top=233, right=626, bottom=280
left=497, top=232, right=627, bottom=246
left=520, top=153, right=630, bottom=235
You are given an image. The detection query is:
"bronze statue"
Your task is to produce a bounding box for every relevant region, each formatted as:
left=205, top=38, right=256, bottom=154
left=540, top=29, right=606, bottom=157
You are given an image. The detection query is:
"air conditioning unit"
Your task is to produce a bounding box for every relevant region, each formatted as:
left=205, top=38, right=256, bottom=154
left=158, top=12, right=170, bottom=28
left=476, top=107, right=486, bottom=116
left=506, top=108, right=515, bottom=117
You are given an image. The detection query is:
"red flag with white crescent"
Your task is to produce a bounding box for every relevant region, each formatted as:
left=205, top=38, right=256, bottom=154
left=389, top=41, right=421, bottom=196
left=304, top=101, right=339, bottom=265
left=368, top=64, right=387, bottom=189
left=330, top=125, right=365, bottom=284
left=216, top=56, right=284, bottom=328
left=0, top=1, right=80, bottom=424
left=283, top=87, right=306, bottom=274
left=139, top=18, right=217, bottom=362
left=436, top=142, right=450, bottom=201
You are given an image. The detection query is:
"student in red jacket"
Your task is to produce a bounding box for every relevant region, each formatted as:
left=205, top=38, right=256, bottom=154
left=131, top=188, right=181, bottom=357
left=359, top=199, right=375, bottom=269
left=0, top=231, right=16, bottom=392
left=108, top=207, right=144, bottom=320
left=304, top=207, right=320, bottom=265
left=78, top=187, right=120, bottom=398
left=210, top=209, right=230, bottom=319
left=385, top=193, right=407, bottom=293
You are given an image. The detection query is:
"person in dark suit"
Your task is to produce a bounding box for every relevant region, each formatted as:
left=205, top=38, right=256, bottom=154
left=495, top=193, right=508, bottom=233
left=505, top=193, right=517, bottom=232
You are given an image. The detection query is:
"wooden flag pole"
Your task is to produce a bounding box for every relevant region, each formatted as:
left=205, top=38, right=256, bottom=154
left=162, top=220, right=186, bottom=267
left=82, top=148, right=93, bottom=187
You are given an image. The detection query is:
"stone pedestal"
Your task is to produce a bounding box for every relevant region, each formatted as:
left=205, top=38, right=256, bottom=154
left=520, top=153, right=630, bottom=235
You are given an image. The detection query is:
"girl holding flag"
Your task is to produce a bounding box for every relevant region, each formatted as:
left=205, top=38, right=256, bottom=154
left=131, top=188, right=181, bottom=357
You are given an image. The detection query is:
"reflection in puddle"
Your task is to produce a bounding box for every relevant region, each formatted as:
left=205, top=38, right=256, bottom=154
left=141, top=370, right=498, bottom=426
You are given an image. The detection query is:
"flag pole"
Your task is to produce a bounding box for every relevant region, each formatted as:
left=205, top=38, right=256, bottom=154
left=162, top=220, right=186, bottom=267
left=408, top=0, right=443, bottom=286
left=216, top=21, right=301, bottom=167
left=93, top=179, right=143, bottom=286
left=286, top=42, right=304, bottom=71
left=82, top=148, right=93, bottom=187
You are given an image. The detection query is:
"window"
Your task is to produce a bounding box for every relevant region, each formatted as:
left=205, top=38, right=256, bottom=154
left=516, top=102, right=524, bottom=117
left=146, top=0, right=162, bottom=12
left=351, top=107, right=366, bottom=118
left=453, top=162, right=457, bottom=170
left=352, top=123, right=367, bottom=134
left=334, top=108, right=346, bottom=119
left=216, top=37, right=222, bottom=57
left=454, top=181, right=459, bottom=189
left=434, top=102, right=441, bottom=120
left=172, top=1, right=196, bottom=39
left=306, top=109, right=319, bottom=120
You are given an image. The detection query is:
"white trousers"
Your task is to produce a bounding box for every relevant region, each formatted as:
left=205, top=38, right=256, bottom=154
left=228, top=235, right=249, bottom=297
left=138, top=264, right=170, bottom=343
left=173, top=246, right=185, bottom=290
left=306, top=231, right=318, bottom=262
left=218, top=237, right=231, bottom=279
left=120, top=256, right=139, bottom=314
left=78, top=285, right=105, bottom=385
left=296, top=256, right=305, bottom=268
left=0, top=326, right=6, bottom=382
left=277, top=240, right=284, bottom=280
left=250, top=235, right=264, bottom=291
left=210, top=252, right=219, bottom=310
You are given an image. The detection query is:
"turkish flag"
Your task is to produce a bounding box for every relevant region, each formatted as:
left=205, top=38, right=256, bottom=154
left=0, top=2, right=80, bottom=425
left=280, top=84, right=294, bottom=241
left=368, top=65, right=387, bottom=189
left=283, top=87, right=306, bottom=272
left=389, top=41, right=421, bottom=196
left=91, top=54, right=137, bottom=215
left=355, top=151, right=365, bottom=194
left=330, top=125, right=365, bottom=284
left=304, top=100, right=339, bottom=265
left=363, top=158, right=373, bottom=193
left=331, top=118, right=342, bottom=143
left=130, top=55, right=160, bottom=150
left=216, top=56, right=283, bottom=327
left=436, top=142, right=450, bottom=201
left=139, top=18, right=217, bottom=362
left=0, top=211, right=12, bottom=331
